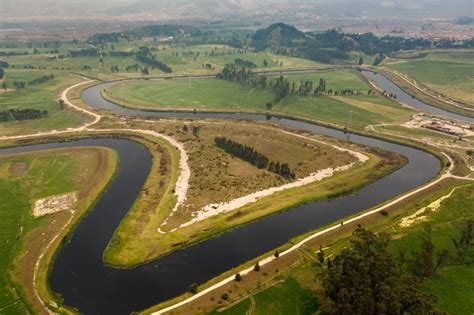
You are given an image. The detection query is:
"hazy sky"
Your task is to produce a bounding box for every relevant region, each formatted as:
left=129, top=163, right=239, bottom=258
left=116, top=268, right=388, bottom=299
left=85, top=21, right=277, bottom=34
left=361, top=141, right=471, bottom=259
left=1, top=0, right=472, bottom=21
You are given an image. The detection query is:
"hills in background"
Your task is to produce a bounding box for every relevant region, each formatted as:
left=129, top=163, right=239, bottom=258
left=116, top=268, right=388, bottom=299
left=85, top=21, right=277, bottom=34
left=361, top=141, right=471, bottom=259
left=0, top=0, right=472, bottom=21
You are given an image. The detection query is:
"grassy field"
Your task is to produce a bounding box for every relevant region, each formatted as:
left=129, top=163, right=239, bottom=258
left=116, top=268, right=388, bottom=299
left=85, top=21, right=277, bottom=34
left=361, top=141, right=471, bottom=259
left=105, top=78, right=275, bottom=110
left=101, top=119, right=406, bottom=268
left=105, top=70, right=413, bottom=129
left=211, top=277, right=318, bottom=315
left=383, top=50, right=474, bottom=106
left=0, top=70, right=86, bottom=136
left=0, top=147, right=116, bottom=314
left=2, top=44, right=323, bottom=81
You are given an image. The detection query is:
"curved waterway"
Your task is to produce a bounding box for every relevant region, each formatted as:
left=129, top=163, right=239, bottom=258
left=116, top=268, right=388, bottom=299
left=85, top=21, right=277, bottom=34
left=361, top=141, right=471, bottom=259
left=362, top=71, right=474, bottom=123
left=2, top=72, right=457, bottom=314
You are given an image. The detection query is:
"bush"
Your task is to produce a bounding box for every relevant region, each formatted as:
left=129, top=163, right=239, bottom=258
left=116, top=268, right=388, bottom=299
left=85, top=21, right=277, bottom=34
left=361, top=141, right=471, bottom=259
left=274, top=250, right=280, bottom=258
left=380, top=210, right=389, bottom=216
left=189, top=283, right=198, bottom=294
left=221, top=292, right=229, bottom=300
left=254, top=262, right=260, bottom=271
left=235, top=273, right=242, bottom=282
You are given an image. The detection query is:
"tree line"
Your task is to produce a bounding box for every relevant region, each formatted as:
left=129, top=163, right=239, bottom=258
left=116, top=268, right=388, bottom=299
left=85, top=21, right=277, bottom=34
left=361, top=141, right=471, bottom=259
left=217, top=63, right=369, bottom=104
left=135, top=47, right=172, bottom=73
left=0, top=108, right=48, bottom=121
left=215, top=137, right=295, bottom=179
left=216, top=64, right=290, bottom=103
left=27, top=74, right=54, bottom=85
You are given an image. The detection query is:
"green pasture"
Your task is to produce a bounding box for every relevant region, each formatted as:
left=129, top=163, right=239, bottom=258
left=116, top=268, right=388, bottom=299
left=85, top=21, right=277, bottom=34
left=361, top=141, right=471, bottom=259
left=0, top=70, right=85, bottom=136
left=383, top=51, right=474, bottom=104
left=211, top=278, right=318, bottom=315
left=107, top=69, right=412, bottom=128
left=0, top=153, right=78, bottom=313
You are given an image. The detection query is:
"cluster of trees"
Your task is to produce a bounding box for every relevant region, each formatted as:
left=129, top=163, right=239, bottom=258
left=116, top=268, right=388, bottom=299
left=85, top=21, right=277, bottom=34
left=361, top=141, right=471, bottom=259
left=6, top=75, right=54, bottom=90
left=0, top=68, right=4, bottom=80
left=234, top=58, right=257, bottom=68
left=125, top=64, right=141, bottom=71
left=0, top=51, right=30, bottom=57
left=292, top=79, right=314, bottom=96
left=12, top=81, right=26, bottom=89
left=110, top=65, right=120, bottom=73
left=28, top=74, right=54, bottom=85
left=218, top=64, right=368, bottom=103
left=271, top=75, right=290, bottom=102
left=10, top=65, right=51, bottom=71
left=0, top=61, right=9, bottom=68
left=135, top=47, right=172, bottom=73
left=382, top=90, right=398, bottom=99
left=215, top=137, right=295, bottom=179
left=319, top=222, right=473, bottom=313
left=69, top=48, right=99, bottom=57
left=0, top=108, right=48, bottom=121
left=217, top=64, right=288, bottom=102
left=108, top=51, right=134, bottom=57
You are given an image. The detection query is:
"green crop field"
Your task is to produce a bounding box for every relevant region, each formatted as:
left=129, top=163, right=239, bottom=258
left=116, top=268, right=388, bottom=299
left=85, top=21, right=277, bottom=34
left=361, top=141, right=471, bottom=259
left=0, top=70, right=85, bottom=136
left=383, top=51, right=474, bottom=105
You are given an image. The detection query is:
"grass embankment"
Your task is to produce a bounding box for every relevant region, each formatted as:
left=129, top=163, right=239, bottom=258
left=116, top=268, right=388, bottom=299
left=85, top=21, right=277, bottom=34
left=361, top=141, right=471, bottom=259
left=0, top=146, right=117, bottom=314
left=104, top=69, right=413, bottom=129
left=150, top=177, right=472, bottom=315
left=0, top=70, right=86, bottom=136
left=103, top=119, right=407, bottom=268
left=383, top=50, right=474, bottom=106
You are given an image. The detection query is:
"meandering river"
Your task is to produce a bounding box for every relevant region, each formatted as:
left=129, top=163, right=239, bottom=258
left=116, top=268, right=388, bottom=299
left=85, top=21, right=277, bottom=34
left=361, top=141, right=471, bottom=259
left=3, top=71, right=465, bottom=314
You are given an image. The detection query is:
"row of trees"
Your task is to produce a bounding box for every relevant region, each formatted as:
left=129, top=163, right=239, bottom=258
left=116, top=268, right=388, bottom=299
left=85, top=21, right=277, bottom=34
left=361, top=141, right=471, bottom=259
left=27, top=74, right=54, bottom=85
left=234, top=58, right=257, bottom=68
left=7, top=75, right=54, bottom=90
left=0, top=108, right=48, bottom=121
left=218, top=64, right=370, bottom=104
left=215, top=137, right=295, bottom=179
left=135, top=47, right=172, bottom=73
left=217, top=64, right=291, bottom=103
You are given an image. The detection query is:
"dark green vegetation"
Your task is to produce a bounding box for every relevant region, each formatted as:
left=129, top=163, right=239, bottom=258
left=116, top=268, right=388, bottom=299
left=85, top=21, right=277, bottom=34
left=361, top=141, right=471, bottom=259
left=0, top=108, right=48, bottom=121
left=320, top=227, right=439, bottom=314
left=215, top=137, right=295, bottom=179
left=135, top=46, right=172, bottom=73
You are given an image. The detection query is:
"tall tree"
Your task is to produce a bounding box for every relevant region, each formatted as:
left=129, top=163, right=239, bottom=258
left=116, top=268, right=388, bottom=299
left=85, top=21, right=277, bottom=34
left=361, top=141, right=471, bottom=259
left=451, top=220, right=473, bottom=264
